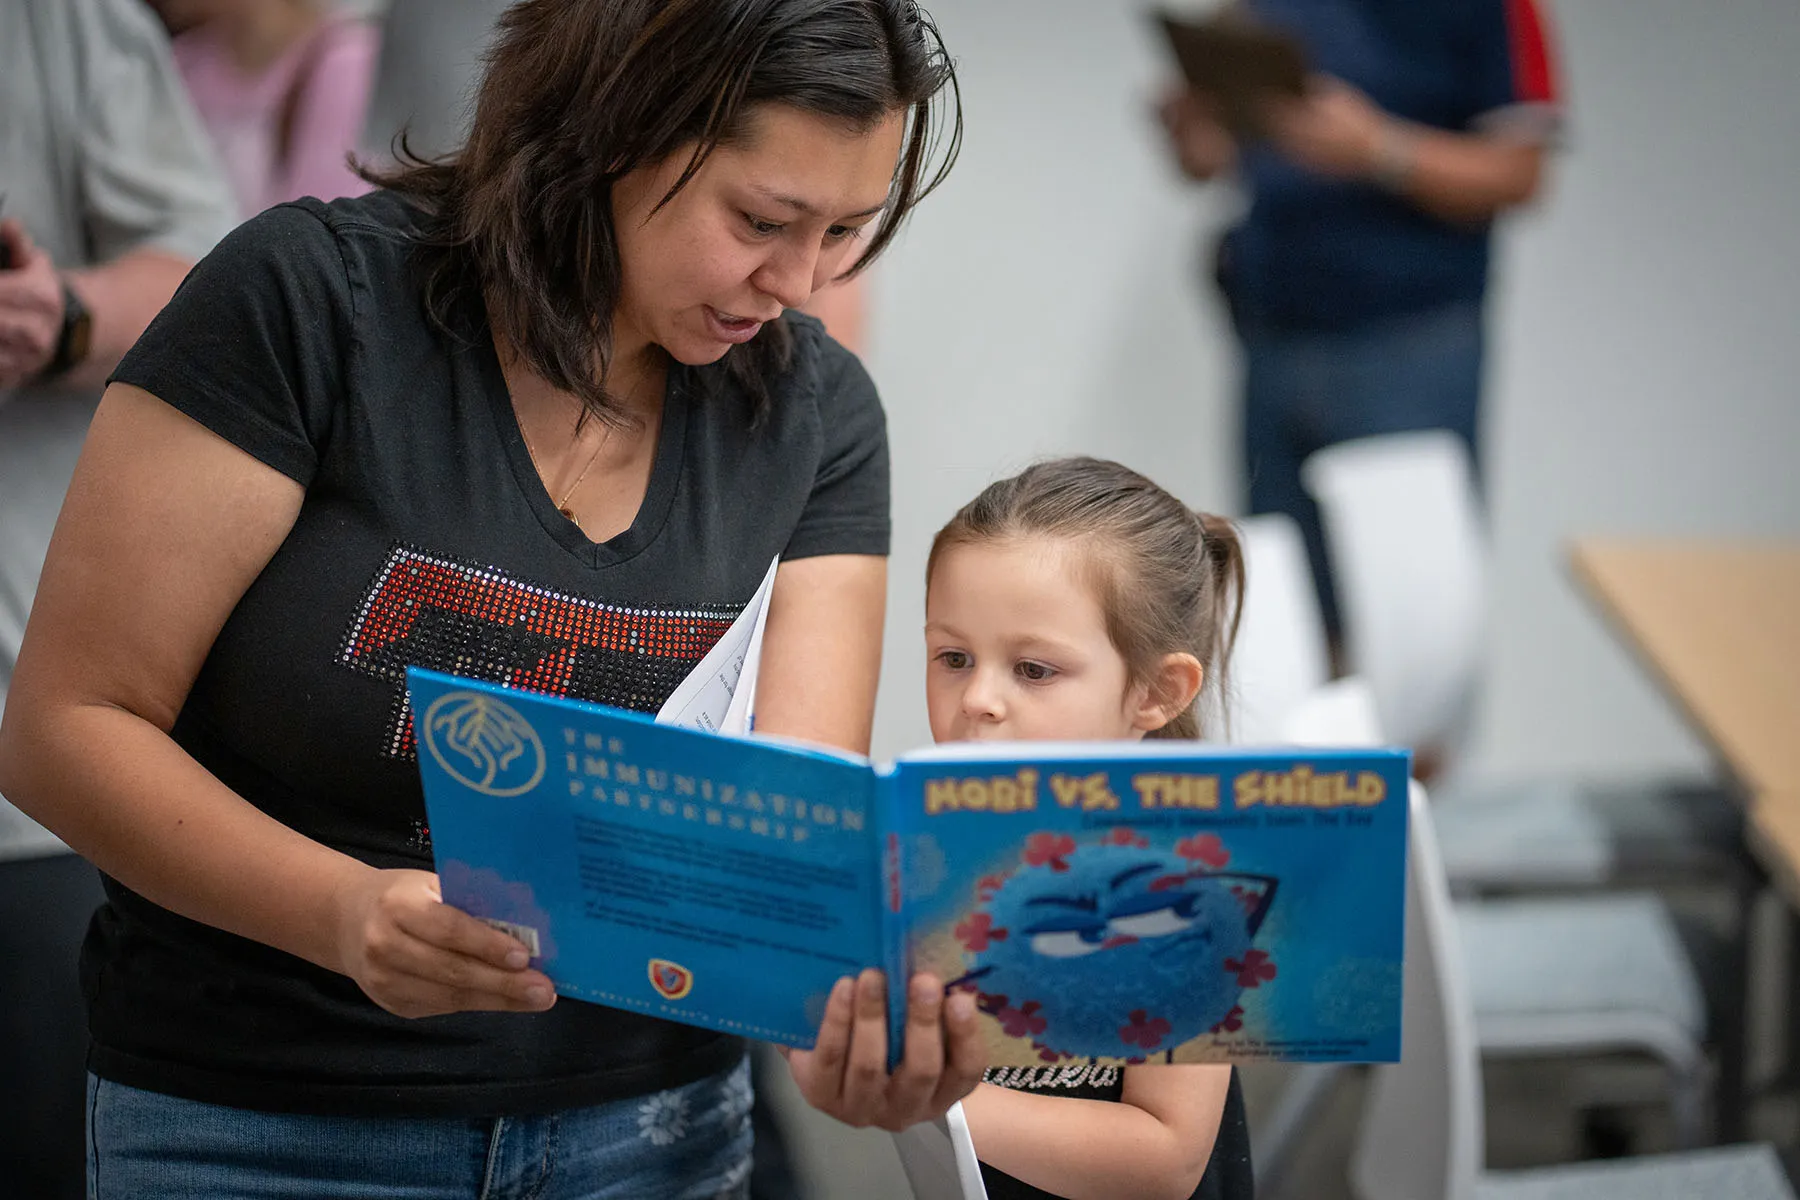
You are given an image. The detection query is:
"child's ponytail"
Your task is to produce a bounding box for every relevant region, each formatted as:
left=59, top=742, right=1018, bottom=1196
left=1184, top=511, right=1247, bottom=739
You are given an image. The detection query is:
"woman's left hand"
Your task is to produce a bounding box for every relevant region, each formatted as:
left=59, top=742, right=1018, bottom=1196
left=783, top=967, right=985, bottom=1131
left=1261, top=75, right=1390, bottom=179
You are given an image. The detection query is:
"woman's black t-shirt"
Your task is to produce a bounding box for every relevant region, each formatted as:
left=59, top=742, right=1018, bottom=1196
left=977, top=1063, right=1254, bottom=1200
left=92, top=191, right=890, bottom=1117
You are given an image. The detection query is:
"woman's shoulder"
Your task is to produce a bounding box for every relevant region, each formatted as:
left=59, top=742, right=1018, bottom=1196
left=158, top=192, right=433, bottom=369
left=215, top=192, right=428, bottom=294
left=190, top=195, right=394, bottom=293
left=773, top=310, right=881, bottom=416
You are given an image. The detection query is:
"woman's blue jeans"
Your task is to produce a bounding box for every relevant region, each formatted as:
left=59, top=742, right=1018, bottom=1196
left=86, top=1057, right=753, bottom=1200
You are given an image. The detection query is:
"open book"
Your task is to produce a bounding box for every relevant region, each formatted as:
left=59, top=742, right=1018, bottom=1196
left=408, top=662, right=1409, bottom=1069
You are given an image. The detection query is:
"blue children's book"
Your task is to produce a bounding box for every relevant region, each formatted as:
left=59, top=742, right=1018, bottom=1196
left=408, top=667, right=1409, bottom=1067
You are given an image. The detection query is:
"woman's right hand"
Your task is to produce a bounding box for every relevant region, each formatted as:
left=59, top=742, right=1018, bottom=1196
left=331, top=867, right=557, bottom=1018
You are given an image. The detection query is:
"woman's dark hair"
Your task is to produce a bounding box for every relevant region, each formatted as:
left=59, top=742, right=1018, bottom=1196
left=368, top=0, right=961, bottom=424
left=927, top=458, right=1246, bottom=740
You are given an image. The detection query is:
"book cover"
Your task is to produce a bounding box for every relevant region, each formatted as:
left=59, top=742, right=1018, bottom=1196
left=891, top=744, right=1407, bottom=1066
left=408, top=668, right=1409, bottom=1066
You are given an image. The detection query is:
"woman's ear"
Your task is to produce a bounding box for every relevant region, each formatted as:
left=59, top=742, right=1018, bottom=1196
left=1131, top=652, right=1205, bottom=733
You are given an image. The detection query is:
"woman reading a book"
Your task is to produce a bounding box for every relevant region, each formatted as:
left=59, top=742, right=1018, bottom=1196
left=924, top=457, right=1256, bottom=1200
left=0, top=1, right=977, bottom=1195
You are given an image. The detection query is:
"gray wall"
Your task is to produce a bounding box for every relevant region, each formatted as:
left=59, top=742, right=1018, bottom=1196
left=861, top=0, right=1800, bottom=783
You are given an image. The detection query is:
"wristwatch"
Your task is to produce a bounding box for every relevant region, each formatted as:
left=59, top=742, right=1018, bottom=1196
left=42, top=278, right=93, bottom=379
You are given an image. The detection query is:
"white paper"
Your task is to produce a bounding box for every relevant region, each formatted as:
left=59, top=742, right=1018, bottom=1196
left=717, top=561, right=774, bottom=737
left=654, top=557, right=778, bottom=735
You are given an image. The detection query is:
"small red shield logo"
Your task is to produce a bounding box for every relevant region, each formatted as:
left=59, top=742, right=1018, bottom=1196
left=649, top=958, right=693, bottom=1000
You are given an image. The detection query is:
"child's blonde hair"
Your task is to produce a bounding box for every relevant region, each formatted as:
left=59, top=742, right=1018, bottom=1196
left=927, top=457, right=1244, bottom=739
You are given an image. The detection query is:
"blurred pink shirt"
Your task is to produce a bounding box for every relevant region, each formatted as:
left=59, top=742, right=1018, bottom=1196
left=172, top=15, right=379, bottom=218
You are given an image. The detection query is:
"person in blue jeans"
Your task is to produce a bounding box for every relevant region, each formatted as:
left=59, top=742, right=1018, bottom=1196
left=1157, top=0, right=1563, bottom=645
left=0, top=2, right=981, bottom=1198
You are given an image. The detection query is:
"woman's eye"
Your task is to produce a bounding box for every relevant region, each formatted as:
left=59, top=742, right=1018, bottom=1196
left=825, top=224, right=860, bottom=242
left=1107, top=906, right=1198, bottom=940
left=934, top=650, right=971, bottom=670
left=1028, top=930, right=1107, bottom=958
left=745, top=214, right=782, bottom=237
left=1016, top=661, right=1057, bottom=682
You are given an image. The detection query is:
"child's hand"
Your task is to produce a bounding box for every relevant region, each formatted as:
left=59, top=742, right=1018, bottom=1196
left=331, top=867, right=556, bottom=1018
left=783, top=968, right=985, bottom=1131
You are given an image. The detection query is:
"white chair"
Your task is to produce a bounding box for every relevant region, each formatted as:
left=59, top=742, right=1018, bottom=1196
left=1298, top=430, right=1748, bottom=896
left=1297, top=431, right=1484, bottom=752
left=1275, top=680, right=1715, bottom=1155
left=1215, top=513, right=1331, bottom=745
left=892, top=1101, right=989, bottom=1200
left=1350, top=784, right=1793, bottom=1200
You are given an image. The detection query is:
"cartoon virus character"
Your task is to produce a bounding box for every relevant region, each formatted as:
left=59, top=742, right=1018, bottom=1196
left=951, top=838, right=1276, bottom=1060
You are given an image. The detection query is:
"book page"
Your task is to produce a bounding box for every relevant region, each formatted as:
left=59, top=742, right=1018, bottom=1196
left=656, top=557, right=779, bottom=735
left=717, top=559, right=774, bottom=737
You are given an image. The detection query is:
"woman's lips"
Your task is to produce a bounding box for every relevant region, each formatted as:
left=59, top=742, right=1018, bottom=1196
left=705, top=306, right=768, bottom=344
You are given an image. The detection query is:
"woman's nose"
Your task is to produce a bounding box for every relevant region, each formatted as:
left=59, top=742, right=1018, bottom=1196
left=754, top=242, right=820, bottom=311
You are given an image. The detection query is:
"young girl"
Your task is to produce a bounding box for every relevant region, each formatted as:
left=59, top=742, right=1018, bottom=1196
left=924, top=456, right=1256, bottom=1200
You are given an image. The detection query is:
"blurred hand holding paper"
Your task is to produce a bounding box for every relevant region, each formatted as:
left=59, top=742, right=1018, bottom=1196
left=1154, top=7, right=1309, bottom=136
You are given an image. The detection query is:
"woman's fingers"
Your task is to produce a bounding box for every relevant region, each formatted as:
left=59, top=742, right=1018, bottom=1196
left=391, top=887, right=537, bottom=970
left=885, top=973, right=947, bottom=1120
left=788, top=974, right=856, bottom=1109
left=368, top=928, right=554, bottom=1013
left=929, top=989, right=985, bottom=1113
left=837, top=968, right=890, bottom=1126
left=360, top=955, right=551, bottom=1019
left=336, top=867, right=553, bottom=1017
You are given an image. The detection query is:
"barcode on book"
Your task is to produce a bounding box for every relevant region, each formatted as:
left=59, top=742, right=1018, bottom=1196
left=483, top=918, right=541, bottom=957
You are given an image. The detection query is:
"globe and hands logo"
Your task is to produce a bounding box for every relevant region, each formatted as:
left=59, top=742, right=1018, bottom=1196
left=422, top=690, right=547, bottom=797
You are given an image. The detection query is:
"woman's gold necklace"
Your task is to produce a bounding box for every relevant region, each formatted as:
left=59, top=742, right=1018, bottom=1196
left=520, top=421, right=604, bottom=532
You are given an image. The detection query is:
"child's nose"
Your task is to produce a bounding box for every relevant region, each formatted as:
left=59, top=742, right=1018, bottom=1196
left=960, top=669, right=1005, bottom=722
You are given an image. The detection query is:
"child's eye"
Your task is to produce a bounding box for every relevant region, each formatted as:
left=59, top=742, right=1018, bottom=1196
left=1015, top=661, right=1057, bottom=683
left=744, top=214, right=782, bottom=237
left=934, top=649, right=972, bottom=671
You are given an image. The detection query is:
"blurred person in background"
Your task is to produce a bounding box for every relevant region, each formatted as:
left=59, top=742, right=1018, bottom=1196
left=1157, top=0, right=1562, bottom=658
left=148, top=0, right=380, bottom=216
left=0, top=1, right=237, bottom=1196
